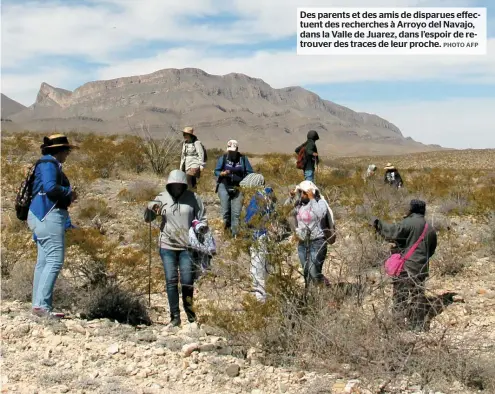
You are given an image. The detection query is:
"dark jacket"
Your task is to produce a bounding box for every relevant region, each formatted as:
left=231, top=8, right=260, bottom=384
left=214, top=153, right=253, bottom=188
left=295, top=130, right=319, bottom=171
left=384, top=169, right=403, bottom=187
left=375, top=213, right=437, bottom=277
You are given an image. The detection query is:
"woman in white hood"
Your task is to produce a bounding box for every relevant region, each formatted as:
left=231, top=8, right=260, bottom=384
left=291, top=180, right=332, bottom=286
left=145, top=170, right=207, bottom=327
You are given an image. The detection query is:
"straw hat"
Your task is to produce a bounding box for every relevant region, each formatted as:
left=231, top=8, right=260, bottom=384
left=183, top=127, right=194, bottom=135
left=384, top=163, right=395, bottom=170
left=40, top=134, right=79, bottom=150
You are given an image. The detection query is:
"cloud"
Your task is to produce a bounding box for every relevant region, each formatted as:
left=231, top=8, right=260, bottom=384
left=344, top=97, right=495, bottom=149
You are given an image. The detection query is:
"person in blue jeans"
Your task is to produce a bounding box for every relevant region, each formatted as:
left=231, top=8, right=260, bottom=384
left=291, top=180, right=330, bottom=287
left=145, top=170, right=207, bottom=327
left=27, top=134, right=79, bottom=319
left=295, top=130, right=320, bottom=182
left=214, top=139, right=253, bottom=237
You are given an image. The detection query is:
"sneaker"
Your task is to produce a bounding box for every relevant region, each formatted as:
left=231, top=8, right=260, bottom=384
left=32, top=307, right=65, bottom=319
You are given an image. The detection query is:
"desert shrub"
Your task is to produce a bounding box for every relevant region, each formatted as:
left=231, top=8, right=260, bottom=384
left=430, top=231, right=477, bottom=277
left=1, top=260, right=36, bottom=301
left=0, top=213, right=36, bottom=278
left=80, top=280, right=151, bottom=326
left=129, top=122, right=181, bottom=175
left=115, top=137, right=147, bottom=174
left=77, top=198, right=114, bottom=221
left=117, top=180, right=161, bottom=203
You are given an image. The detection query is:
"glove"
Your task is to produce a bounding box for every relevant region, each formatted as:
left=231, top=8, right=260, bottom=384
left=369, top=217, right=379, bottom=228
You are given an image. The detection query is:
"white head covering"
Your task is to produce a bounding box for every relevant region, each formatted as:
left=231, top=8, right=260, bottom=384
left=295, top=180, right=318, bottom=194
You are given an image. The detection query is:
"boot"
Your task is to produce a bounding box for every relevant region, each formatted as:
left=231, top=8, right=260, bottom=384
left=169, top=314, right=181, bottom=327
left=182, top=286, right=196, bottom=323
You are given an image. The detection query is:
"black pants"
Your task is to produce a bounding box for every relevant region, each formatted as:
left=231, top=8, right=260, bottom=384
left=187, top=174, right=198, bottom=190
left=392, top=272, right=428, bottom=330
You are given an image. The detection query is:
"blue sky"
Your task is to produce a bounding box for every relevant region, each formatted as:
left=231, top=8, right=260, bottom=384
left=1, top=0, right=494, bottom=148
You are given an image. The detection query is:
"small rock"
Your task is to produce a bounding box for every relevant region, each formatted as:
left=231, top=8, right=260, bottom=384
left=108, top=343, right=119, bottom=355
left=267, top=366, right=275, bottom=373
left=59, top=385, right=69, bottom=393
left=199, top=344, right=216, bottom=352
left=41, top=359, right=56, bottom=367
left=182, top=343, right=200, bottom=357
left=154, top=348, right=166, bottom=356
left=226, top=364, right=241, bottom=378
left=452, top=294, right=465, bottom=303
left=296, top=371, right=305, bottom=379
left=70, top=324, right=86, bottom=335
left=279, top=382, right=288, bottom=393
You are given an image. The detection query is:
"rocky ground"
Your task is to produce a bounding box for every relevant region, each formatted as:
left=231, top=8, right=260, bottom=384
left=2, top=298, right=481, bottom=394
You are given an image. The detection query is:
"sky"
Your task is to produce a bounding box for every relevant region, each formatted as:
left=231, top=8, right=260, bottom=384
left=1, top=0, right=494, bottom=149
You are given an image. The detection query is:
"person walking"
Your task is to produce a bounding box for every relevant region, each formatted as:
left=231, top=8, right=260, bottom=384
left=214, top=139, right=253, bottom=237
left=291, top=180, right=331, bottom=287
left=295, top=130, right=320, bottom=182
left=370, top=199, right=438, bottom=331
left=243, top=174, right=277, bottom=302
left=179, top=126, right=206, bottom=190
left=145, top=169, right=207, bottom=327
left=383, top=163, right=404, bottom=189
left=27, top=134, right=79, bottom=319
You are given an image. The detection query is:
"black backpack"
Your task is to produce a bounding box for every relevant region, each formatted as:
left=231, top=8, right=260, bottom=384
left=15, top=158, right=56, bottom=221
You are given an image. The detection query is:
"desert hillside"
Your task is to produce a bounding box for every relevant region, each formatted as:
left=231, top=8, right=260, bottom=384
left=1, top=68, right=441, bottom=156
left=1, top=132, right=494, bottom=394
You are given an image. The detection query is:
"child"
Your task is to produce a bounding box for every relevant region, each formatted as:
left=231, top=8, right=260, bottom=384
left=189, top=219, right=216, bottom=279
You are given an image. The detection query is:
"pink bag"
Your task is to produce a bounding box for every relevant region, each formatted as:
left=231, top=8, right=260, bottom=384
left=384, top=223, right=429, bottom=277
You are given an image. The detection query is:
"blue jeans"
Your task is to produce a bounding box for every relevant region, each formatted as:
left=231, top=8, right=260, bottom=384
left=27, top=209, right=68, bottom=311
left=218, top=183, right=244, bottom=236
left=159, top=248, right=196, bottom=321
left=297, top=238, right=327, bottom=284
left=304, top=170, right=314, bottom=182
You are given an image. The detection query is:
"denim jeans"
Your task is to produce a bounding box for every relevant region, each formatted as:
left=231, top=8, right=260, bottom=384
left=304, top=170, right=314, bottom=182
left=27, top=209, right=68, bottom=311
left=297, top=238, right=327, bottom=284
left=217, top=183, right=244, bottom=236
left=159, top=248, right=196, bottom=321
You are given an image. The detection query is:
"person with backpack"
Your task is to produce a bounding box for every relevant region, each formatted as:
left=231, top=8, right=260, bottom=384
left=383, top=163, right=404, bottom=189
left=243, top=174, right=277, bottom=303
left=25, top=134, right=79, bottom=319
left=290, top=180, right=333, bottom=287
left=370, top=199, right=438, bottom=331
left=144, top=169, right=207, bottom=327
left=180, top=126, right=207, bottom=190
left=295, top=130, right=320, bottom=182
left=214, top=139, right=254, bottom=238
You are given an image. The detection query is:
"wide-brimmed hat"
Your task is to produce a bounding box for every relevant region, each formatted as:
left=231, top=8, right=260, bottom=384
left=40, top=134, right=79, bottom=150
left=183, top=127, right=194, bottom=135
left=227, top=139, right=238, bottom=151
left=384, top=163, right=395, bottom=170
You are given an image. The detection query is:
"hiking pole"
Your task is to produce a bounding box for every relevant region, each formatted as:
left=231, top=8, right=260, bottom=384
left=148, top=220, right=152, bottom=308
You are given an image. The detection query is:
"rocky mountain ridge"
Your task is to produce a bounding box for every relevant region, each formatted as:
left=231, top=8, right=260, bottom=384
left=2, top=68, right=441, bottom=155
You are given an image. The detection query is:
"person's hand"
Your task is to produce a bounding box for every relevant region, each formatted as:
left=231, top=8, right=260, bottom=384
left=306, top=190, right=315, bottom=200
left=313, top=152, right=318, bottom=157
left=152, top=204, right=160, bottom=214
left=71, top=189, right=78, bottom=202
left=220, top=170, right=230, bottom=176
left=289, top=189, right=296, bottom=197
left=200, top=166, right=204, bottom=172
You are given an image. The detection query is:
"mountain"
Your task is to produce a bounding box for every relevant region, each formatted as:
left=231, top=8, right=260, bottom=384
left=1, top=94, right=27, bottom=119
left=4, top=68, right=441, bottom=155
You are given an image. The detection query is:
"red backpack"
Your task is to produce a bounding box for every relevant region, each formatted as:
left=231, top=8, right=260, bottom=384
left=295, top=143, right=306, bottom=170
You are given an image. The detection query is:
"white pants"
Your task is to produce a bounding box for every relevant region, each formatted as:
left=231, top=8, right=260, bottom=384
left=249, top=235, right=270, bottom=302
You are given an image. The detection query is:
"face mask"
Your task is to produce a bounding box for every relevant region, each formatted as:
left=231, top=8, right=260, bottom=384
left=227, top=151, right=240, bottom=162
left=168, top=184, right=186, bottom=199
left=300, top=197, right=310, bottom=205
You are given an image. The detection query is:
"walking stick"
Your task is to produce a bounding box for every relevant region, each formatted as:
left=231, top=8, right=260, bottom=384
left=148, top=220, right=152, bottom=307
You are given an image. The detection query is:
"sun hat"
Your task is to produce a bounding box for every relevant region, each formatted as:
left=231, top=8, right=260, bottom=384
left=40, top=134, right=79, bottom=150
left=183, top=126, right=194, bottom=135
left=227, top=139, right=238, bottom=151
left=239, top=173, right=265, bottom=188
left=384, top=163, right=395, bottom=170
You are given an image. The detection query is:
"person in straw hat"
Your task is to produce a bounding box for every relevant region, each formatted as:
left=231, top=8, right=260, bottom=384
left=179, top=126, right=206, bottom=190
left=383, top=163, right=403, bottom=189
left=27, top=134, right=79, bottom=319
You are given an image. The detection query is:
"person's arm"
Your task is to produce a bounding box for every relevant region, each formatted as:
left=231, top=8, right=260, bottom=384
left=194, top=194, right=208, bottom=227
left=428, top=229, right=438, bottom=257
left=40, top=161, right=72, bottom=201
left=213, top=156, right=225, bottom=177
left=195, top=141, right=205, bottom=169
left=145, top=192, right=165, bottom=222
left=373, top=218, right=410, bottom=244
left=305, top=140, right=316, bottom=156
